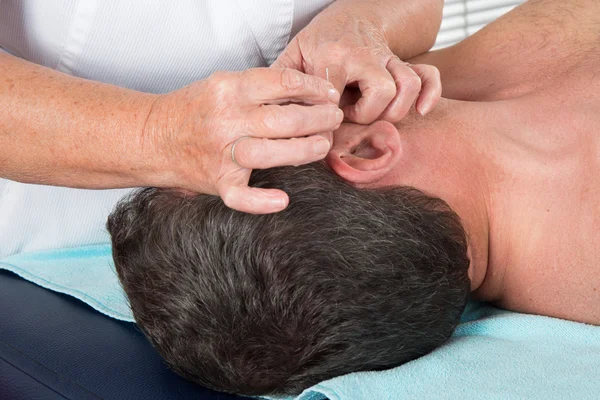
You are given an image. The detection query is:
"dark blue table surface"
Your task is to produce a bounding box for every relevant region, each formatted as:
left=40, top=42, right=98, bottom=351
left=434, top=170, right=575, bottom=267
left=0, top=269, right=252, bottom=400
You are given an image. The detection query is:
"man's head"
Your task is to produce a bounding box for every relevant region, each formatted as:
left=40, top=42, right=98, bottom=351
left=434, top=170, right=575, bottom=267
left=107, top=162, right=470, bottom=396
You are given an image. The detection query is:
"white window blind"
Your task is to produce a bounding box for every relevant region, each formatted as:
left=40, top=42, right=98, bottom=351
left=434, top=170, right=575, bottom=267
left=433, top=0, right=526, bottom=49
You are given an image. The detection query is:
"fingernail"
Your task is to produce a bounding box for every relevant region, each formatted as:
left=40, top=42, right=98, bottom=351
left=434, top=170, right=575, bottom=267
left=335, top=109, right=344, bottom=123
left=314, top=139, right=331, bottom=156
left=269, top=198, right=287, bottom=210
left=328, top=88, right=340, bottom=103
left=418, top=101, right=432, bottom=116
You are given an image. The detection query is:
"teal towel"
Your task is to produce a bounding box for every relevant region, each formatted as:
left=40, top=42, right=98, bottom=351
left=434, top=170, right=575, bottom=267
left=2, top=246, right=599, bottom=400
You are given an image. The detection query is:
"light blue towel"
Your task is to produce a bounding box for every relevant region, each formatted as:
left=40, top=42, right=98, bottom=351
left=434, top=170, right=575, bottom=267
left=0, top=245, right=132, bottom=321
left=1, top=246, right=599, bottom=400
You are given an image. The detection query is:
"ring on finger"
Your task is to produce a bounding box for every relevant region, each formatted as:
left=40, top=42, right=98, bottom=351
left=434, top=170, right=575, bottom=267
left=231, top=136, right=253, bottom=167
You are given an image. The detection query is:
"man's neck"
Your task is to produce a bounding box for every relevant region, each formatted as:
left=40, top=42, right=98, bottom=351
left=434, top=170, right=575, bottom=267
left=377, top=99, right=516, bottom=299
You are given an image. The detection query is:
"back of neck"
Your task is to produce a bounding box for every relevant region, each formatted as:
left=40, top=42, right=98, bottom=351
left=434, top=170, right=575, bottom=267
left=382, top=99, right=509, bottom=295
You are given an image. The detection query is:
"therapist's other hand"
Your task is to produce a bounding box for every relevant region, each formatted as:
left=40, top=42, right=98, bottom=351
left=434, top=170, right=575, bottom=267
left=143, top=68, right=342, bottom=214
left=273, top=1, right=442, bottom=124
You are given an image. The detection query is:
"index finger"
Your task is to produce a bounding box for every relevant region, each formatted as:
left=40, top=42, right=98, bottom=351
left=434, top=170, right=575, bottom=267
left=241, top=68, right=340, bottom=105
left=343, top=64, right=397, bottom=124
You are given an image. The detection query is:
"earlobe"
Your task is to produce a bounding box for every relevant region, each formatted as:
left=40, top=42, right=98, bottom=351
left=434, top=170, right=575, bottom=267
left=327, top=121, right=402, bottom=184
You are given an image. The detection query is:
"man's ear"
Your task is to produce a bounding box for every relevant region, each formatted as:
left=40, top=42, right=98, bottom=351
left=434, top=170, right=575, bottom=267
left=327, top=121, right=402, bottom=184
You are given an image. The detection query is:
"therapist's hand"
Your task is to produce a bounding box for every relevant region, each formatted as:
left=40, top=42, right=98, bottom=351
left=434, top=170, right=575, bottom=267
left=273, top=0, right=443, bottom=124
left=143, top=67, right=342, bottom=214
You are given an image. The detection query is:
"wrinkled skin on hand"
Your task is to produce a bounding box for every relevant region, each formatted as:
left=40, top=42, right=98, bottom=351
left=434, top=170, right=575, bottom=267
left=274, top=0, right=442, bottom=124
left=141, top=68, right=343, bottom=214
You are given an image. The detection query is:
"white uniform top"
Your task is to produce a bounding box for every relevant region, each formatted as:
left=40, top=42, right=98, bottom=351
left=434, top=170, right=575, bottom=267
left=0, top=0, right=334, bottom=258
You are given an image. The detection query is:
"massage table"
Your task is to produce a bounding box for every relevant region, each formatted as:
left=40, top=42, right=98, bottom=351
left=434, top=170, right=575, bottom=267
left=0, top=270, right=251, bottom=400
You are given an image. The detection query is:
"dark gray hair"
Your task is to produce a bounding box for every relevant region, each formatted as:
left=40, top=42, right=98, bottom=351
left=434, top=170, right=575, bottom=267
left=107, top=162, right=470, bottom=396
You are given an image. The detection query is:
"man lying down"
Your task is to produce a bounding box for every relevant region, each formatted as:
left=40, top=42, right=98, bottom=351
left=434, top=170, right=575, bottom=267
left=107, top=0, right=599, bottom=396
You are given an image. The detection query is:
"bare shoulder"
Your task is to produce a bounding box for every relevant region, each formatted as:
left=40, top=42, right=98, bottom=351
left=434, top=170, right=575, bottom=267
left=410, top=0, right=600, bottom=101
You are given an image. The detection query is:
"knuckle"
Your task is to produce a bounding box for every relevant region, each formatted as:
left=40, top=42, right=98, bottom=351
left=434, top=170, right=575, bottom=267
left=258, top=107, right=281, bottom=133
left=401, top=75, right=422, bottom=93
left=280, top=68, right=304, bottom=92
left=207, top=71, right=236, bottom=97
left=369, top=78, right=397, bottom=101
left=380, top=79, right=398, bottom=97
left=220, top=188, right=237, bottom=208
left=259, top=107, right=299, bottom=134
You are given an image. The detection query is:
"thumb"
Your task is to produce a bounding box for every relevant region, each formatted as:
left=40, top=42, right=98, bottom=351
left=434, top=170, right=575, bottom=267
left=272, top=38, right=303, bottom=70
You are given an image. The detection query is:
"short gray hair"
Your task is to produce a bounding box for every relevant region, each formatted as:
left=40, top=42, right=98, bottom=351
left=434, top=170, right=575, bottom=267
left=107, top=162, right=470, bottom=396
